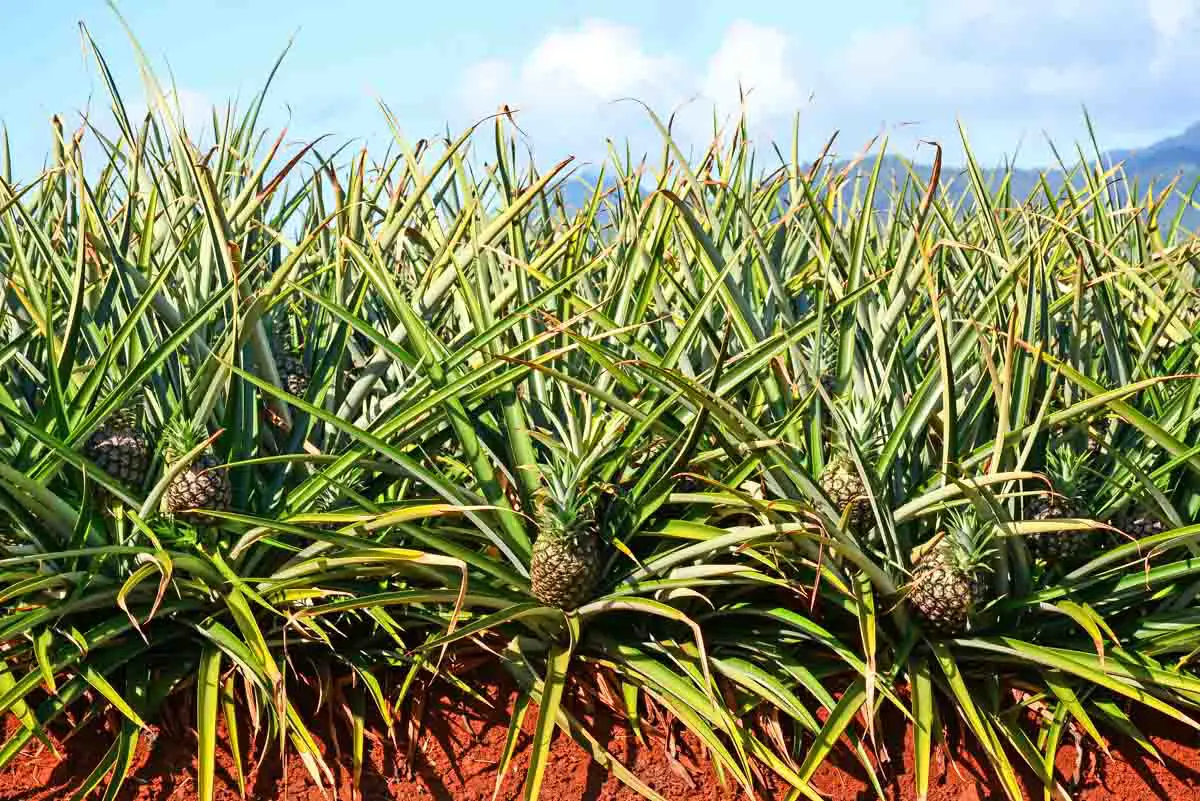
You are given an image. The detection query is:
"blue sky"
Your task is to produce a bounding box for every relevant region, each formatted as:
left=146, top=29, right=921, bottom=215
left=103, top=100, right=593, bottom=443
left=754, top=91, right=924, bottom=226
left=3, top=0, right=1199, bottom=177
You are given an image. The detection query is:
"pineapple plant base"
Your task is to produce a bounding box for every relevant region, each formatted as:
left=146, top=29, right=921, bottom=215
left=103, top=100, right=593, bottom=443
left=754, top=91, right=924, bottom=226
left=163, top=420, right=232, bottom=523
left=84, top=409, right=151, bottom=493
left=820, top=455, right=872, bottom=534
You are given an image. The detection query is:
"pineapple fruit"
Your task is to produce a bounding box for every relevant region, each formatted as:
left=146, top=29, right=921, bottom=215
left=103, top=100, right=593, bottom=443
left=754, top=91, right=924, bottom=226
left=529, top=475, right=602, bottom=611
left=275, top=353, right=310, bottom=398
left=163, top=419, right=232, bottom=522
left=1108, top=506, right=1168, bottom=548
left=1023, top=444, right=1094, bottom=565
left=271, top=311, right=310, bottom=399
left=84, top=407, right=151, bottom=492
left=820, top=454, right=873, bottom=534
left=909, top=512, right=992, bottom=636
left=818, top=383, right=881, bottom=536
left=1118, top=508, right=1168, bottom=539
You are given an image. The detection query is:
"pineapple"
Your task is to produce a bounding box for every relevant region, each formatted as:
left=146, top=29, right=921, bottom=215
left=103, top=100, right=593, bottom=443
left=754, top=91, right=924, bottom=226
left=820, top=454, right=872, bottom=534
left=1119, top=508, right=1168, bottom=539
left=163, top=419, right=232, bottom=522
left=275, top=352, right=310, bottom=398
left=908, top=511, right=992, bottom=636
left=271, top=310, right=310, bottom=399
left=84, top=406, right=151, bottom=492
left=1023, top=444, right=1094, bottom=565
left=1109, top=506, right=1168, bottom=547
left=819, top=385, right=883, bottom=536
left=529, top=467, right=603, bottom=611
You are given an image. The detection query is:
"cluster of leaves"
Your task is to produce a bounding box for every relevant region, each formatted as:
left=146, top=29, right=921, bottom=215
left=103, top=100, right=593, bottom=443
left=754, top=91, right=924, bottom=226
left=1, top=17, right=1200, bottom=801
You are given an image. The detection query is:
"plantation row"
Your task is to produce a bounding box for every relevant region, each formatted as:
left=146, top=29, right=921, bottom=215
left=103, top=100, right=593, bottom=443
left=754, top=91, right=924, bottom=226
left=2, top=29, right=1200, bottom=801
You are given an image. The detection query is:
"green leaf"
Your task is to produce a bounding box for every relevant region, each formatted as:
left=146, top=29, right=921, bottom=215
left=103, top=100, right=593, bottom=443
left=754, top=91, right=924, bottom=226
left=524, top=624, right=575, bottom=800
left=196, top=646, right=222, bottom=801
left=493, top=689, right=531, bottom=801
left=911, top=658, right=934, bottom=801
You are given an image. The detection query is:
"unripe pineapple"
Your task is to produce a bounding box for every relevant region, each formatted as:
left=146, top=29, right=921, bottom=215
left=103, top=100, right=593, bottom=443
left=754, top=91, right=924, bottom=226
left=1024, top=444, right=1094, bottom=565
left=529, top=472, right=603, bottom=611
left=820, top=454, right=873, bottom=534
left=271, top=310, right=310, bottom=399
left=163, top=419, right=232, bottom=522
left=1108, top=507, right=1168, bottom=548
left=84, top=407, right=151, bottom=492
left=818, top=381, right=883, bottom=535
left=275, top=352, right=310, bottom=398
left=908, top=512, right=992, bottom=636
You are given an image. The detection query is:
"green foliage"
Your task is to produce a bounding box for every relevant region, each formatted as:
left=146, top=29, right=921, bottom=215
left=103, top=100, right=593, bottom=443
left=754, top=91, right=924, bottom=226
left=0, top=17, right=1198, bottom=801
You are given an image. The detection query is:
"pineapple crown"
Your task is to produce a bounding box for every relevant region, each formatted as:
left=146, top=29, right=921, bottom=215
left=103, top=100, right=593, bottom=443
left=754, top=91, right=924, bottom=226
left=915, top=508, right=996, bottom=577
left=162, top=417, right=212, bottom=463
left=270, top=309, right=290, bottom=346
left=270, top=304, right=309, bottom=356
left=1044, top=442, right=1094, bottom=500
left=106, top=402, right=143, bottom=432
left=313, top=471, right=363, bottom=513
left=530, top=436, right=612, bottom=544
left=532, top=472, right=603, bottom=546
left=940, top=508, right=997, bottom=572
left=820, top=370, right=886, bottom=465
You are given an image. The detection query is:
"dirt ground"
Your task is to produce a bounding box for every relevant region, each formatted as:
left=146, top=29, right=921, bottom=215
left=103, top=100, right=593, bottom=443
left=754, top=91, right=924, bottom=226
left=2, top=664, right=1199, bottom=800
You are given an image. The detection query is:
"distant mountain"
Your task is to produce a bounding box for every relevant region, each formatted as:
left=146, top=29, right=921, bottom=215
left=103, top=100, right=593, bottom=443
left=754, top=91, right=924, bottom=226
left=554, top=123, right=1200, bottom=230
left=1109, top=123, right=1200, bottom=174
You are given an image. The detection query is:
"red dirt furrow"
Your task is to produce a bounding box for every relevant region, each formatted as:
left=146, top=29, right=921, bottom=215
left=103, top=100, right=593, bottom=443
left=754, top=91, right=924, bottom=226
left=2, top=667, right=1199, bottom=800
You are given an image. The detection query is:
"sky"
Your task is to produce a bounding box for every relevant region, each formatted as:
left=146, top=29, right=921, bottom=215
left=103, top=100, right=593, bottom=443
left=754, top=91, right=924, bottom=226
left=3, top=0, right=1200, bottom=178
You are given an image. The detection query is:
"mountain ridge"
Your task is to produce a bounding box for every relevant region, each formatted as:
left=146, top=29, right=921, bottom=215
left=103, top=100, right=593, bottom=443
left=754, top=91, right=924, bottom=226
left=558, top=122, right=1200, bottom=228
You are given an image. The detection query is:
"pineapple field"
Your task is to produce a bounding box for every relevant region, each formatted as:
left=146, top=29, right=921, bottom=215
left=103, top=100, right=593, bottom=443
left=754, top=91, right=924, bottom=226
left=5, top=21, right=1200, bottom=801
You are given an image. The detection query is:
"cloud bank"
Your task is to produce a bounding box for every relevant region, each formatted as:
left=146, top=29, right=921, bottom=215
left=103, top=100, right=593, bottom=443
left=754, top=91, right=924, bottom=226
left=456, top=2, right=1200, bottom=164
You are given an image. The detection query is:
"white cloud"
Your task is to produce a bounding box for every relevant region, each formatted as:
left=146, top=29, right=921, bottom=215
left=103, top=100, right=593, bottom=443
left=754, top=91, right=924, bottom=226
left=521, top=20, right=676, bottom=104
left=803, top=0, right=1200, bottom=159
left=458, top=18, right=811, bottom=158
left=459, top=59, right=514, bottom=113
left=454, top=4, right=1200, bottom=164
left=1147, top=0, right=1199, bottom=39
left=1024, top=65, right=1102, bottom=98
left=701, top=21, right=803, bottom=119
left=461, top=20, right=679, bottom=116
left=1146, top=0, right=1200, bottom=71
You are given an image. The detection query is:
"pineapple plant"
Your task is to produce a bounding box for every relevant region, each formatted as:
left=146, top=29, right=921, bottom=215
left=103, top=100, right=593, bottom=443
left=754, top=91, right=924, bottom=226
left=1023, top=443, right=1094, bottom=565
left=529, top=459, right=604, bottom=612
left=818, top=379, right=883, bottom=536
left=908, top=511, right=993, bottom=636
left=84, top=406, right=151, bottom=492
left=162, top=419, right=232, bottom=522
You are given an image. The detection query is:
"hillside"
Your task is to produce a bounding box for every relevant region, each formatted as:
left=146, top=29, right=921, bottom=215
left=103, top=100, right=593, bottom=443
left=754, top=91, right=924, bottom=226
left=556, top=123, right=1200, bottom=230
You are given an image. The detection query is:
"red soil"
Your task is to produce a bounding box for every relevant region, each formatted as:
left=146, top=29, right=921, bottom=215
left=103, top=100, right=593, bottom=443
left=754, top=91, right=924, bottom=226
left=1, top=665, right=1199, bottom=800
